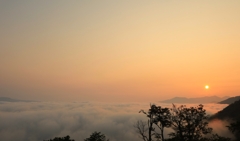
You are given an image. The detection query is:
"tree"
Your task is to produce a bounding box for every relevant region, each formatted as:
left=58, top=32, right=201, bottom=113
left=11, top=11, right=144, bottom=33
left=137, top=104, right=215, bottom=141
left=84, top=132, right=109, bottom=141
left=169, top=104, right=212, bottom=141
left=135, top=104, right=171, bottom=141
left=227, top=120, right=240, bottom=140
left=201, top=134, right=231, bottom=141
left=134, top=120, right=149, bottom=141
left=43, top=135, right=75, bottom=141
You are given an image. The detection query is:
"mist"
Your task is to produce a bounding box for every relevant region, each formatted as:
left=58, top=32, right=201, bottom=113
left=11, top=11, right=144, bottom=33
left=0, top=101, right=232, bottom=141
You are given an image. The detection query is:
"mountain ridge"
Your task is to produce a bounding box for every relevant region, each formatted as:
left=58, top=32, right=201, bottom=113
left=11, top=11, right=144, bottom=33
left=0, top=97, right=36, bottom=102
left=218, top=96, right=240, bottom=104
left=210, top=99, right=240, bottom=121
left=160, top=96, right=229, bottom=104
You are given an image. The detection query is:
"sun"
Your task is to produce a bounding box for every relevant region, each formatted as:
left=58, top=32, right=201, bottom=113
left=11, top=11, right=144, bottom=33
left=205, top=85, right=209, bottom=89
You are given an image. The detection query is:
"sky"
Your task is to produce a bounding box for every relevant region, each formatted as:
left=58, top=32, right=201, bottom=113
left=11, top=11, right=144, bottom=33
left=0, top=0, right=240, bottom=102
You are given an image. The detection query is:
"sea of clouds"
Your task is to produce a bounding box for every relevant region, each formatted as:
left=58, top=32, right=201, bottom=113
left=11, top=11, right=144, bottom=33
left=0, top=101, right=234, bottom=141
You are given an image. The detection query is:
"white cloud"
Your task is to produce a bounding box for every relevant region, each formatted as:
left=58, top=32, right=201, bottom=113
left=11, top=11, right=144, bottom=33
left=0, top=102, right=231, bottom=141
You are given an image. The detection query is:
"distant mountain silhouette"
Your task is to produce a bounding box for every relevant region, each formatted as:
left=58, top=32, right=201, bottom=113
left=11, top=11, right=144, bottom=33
left=210, top=99, right=240, bottom=121
left=160, top=96, right=229, bottom=104
left=0, top=97, right=35, bottom=102
left=218, top=96, right=240, bottom=104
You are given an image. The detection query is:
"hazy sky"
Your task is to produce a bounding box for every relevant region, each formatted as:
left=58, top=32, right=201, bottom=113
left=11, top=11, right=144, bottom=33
left=1, top=1, right=240, bottom=102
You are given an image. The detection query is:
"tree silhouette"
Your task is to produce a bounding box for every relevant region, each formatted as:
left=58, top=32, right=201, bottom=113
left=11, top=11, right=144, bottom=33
left=227, top=120, right=240, bottom=140
left=84, top=132, right=109, bottom=141
left=136, top=104, right=226, bottom=141
left=135, top=104, right=171, bottom=141
left=202, top=134, right=231, bottom=141
left=43, top=135, right=74, bottom=141
left=169, top=104, right=212, bottom=141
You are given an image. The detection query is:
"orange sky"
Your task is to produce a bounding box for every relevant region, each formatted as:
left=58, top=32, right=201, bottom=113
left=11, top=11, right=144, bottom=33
left=0, top=1, right=240, bottom=102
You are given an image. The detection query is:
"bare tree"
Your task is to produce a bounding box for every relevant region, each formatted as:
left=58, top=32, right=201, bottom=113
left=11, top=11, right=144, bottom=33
left=136, top=104, right=171, bottom=141
left=134, top=120, right=149, bottom=141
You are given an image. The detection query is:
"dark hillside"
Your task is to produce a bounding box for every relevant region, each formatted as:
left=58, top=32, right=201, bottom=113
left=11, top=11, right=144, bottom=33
left=210, top=99, right=240, bottom=121
left=218, top=96, right=240, bottom=104
left=161, top=96, right=229, bottom=104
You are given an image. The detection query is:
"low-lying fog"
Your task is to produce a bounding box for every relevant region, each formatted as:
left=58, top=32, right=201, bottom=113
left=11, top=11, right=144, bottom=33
left=0, top=101, right=233, bottom=141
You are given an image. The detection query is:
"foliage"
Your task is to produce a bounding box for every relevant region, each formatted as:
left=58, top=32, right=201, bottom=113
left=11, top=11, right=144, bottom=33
left=169, top=104, right=212, bottom=141
left=201, top=134, right=231, bottom=141
left=84, top=132, right=109, bottom=141
left=43, top=135, right=75, bottom=141
left=135, top=104, right=171, bottom=141
left=227, top=120, right=240, bottom=140
left=136, top=104, right=229, bottom=141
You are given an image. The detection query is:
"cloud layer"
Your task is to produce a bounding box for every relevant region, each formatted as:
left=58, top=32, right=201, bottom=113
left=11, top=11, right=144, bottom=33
left=0, top=101, right=231, bottom=141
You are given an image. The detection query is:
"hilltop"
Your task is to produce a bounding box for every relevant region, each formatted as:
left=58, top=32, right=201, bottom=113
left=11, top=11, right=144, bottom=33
left=218, top=96, right=240, bottom=104
left=160, top=96, right=229, bottom=104
left=210, top=99, right=240, bottom=121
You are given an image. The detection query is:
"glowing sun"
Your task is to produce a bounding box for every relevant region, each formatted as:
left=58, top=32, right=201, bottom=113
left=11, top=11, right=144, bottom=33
left=205, top=85, right=209, bottom=89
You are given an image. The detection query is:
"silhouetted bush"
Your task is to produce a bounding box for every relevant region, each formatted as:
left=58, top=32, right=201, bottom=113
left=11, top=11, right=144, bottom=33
left=84, top=132, right=109, bottom=141
left=44, top=135, right=74, bottom=141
